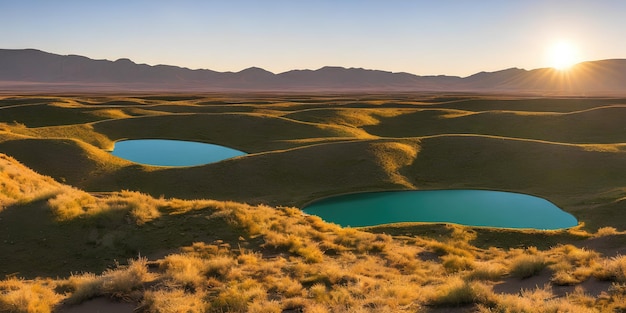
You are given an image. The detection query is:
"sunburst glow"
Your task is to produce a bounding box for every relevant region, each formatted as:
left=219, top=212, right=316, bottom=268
left=547, top=41, right=581, bottom=70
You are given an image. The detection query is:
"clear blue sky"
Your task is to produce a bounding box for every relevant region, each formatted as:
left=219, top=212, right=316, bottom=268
left=2, top=0, right=625, bottom=76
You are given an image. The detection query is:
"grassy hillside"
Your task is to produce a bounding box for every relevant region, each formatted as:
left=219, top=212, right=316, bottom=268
left=3, top=132, right=625, bottom=229
left=92, top=113, right=371, bottom=152
left=2, top=95, right=626, bottom=231
left=362, top=105, right=626, bottom=143
left=5, top=94, right=626, bottom=312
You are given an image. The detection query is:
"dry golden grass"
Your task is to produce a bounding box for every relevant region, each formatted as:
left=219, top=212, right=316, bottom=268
left=596, top=255, right=626, bottom=282
left=0, top=278, right=62, bottom=313
left=547, top=245, right=601, bottom=285
left=159, top=254, right=209, bottom=289
left=141, top=288, right=208, bottom=313
left=426, top=276, right=480, bottom=307
left=465, top=261, right=507, bottom=281
left=0, top=154, right=64, bottom=209
left=508, top=252, right=546, bottom=279
left=63, top=273, right=102, bottom=304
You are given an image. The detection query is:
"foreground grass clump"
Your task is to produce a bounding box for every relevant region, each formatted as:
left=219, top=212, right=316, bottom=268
left=508, top=249, right=547, bottom=279
left=548, top=245, right=602, bottom=285
left=62, top=258, right=154, bottom=305
left=0, top=278, right=62, bottom=313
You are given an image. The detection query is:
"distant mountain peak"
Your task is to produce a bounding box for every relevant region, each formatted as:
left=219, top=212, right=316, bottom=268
left=114, top=58, right=134, bottom=64
left=238, top=67, right=274, bottom=74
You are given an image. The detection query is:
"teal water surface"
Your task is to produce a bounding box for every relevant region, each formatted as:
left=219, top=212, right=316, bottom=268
left=111, top=139, right=246, bottom=166
left=303, top=190, right=578, bottom=230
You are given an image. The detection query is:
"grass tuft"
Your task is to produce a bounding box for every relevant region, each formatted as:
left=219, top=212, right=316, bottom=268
left=509, top=253, right=546, bottom=279
left=141, top=288, right=207, bottom=313
left=428, top=277, right=477, bottom=307
left=0, top=278, right=62, bottom=313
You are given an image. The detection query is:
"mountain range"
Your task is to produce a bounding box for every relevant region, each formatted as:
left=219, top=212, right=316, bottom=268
left=1, top=49, right=626, bottom=94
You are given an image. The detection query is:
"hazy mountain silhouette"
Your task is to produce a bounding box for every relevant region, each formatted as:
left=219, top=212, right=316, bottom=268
left=1, top=49, right=625, bottom=94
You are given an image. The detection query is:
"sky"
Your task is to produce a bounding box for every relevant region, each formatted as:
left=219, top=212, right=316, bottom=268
left=2, top=0, right=626, bottom=77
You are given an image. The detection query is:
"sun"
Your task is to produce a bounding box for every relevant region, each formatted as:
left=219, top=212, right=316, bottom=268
left=546, top=41, right=581, bottom=70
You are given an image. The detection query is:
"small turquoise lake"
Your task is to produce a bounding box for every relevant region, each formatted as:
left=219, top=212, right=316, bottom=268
left=111, top=139, right=246, bottom=166
left=303, top=190, right=578, bottom=230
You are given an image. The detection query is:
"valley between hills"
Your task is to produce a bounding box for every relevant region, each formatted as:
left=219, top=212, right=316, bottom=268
left=3, top=93, right=626, bottom=312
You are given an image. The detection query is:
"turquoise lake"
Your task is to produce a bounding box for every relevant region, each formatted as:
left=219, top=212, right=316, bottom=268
left=111, top=139, right=246, bottom=166
left=303, top=190, right=578, bottom=230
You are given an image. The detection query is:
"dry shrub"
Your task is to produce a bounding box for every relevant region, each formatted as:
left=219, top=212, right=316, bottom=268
left=63, top=258, right=153, bottom=304
left=509, top=254, right=546, bottom=278
left=377, top=281, right=422, bottom=308
left=327, top=286, right=355, bottom=308
left=101, top=258, right=153, bottom=297
left=160, top=254, right=208, bottom=289
left=0, top=278, right=62, bottom=313
left=466, top=261, right=507, bottom=281
left=566, top=286, right=596, bottom=308
left=595, top=226, right=620, bottom=237
left=253, top=257, right=287, bottom=279
left=382, top=245, right=422, bottom=273
left=596, top=255, right=626, bottom=282
left=47, top=188, right=97, bottom=220
left=63, top=273, right=102, bottom=304
left=306, top=214, right=340, bottom=233
left=247, top=299, right=282, bottom=313
left=206, top=255, right=235, bottom=278
left=549, top=245, right=601, bottom=285
left=427, top=240, right=474, bottom=258
left=106, top=191, right=162, bottom=225
left=292, top=243, right=325, bottom=263
left=449, top=225, right=477, bottom=243
left=427, top=276, right=478, bottom=307
left=333, top=227, right=390, bottom=253
left=552, top=245, right=600, bottom=266
left=211, top=279, right=267, bottom=313
left=263, top=275, right=304, bottom=297
left=308, top=283, right=329, bottom=303
left=551, top=261, right=597, bottom=285
left=237, top=249, right=260, bottom=265
left=47, top=188, right=166, bottom=224
left=442, top=254, right=475, bottom=273
left=551, top=270, right=583, bottom=286
left=141, top=288, right=207, bottom=313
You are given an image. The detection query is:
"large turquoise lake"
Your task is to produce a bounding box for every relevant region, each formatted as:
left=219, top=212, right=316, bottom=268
left=303, top=190, right=578, bottom=230
left=111, top=139, right=246, bottom=166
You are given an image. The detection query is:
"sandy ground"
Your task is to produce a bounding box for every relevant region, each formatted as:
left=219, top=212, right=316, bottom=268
left=57, top=297, right=135, bottom=313
left=493, top=268, right=611, bottom=297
